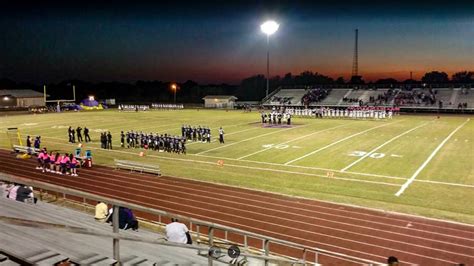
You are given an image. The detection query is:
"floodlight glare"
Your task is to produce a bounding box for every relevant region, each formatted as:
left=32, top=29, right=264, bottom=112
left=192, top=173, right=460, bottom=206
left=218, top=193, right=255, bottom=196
left=260, top=20, right=279, bottom=35
left=89, top=96, right=95, bottom=101
left=3, top=96, right=9, bottom=101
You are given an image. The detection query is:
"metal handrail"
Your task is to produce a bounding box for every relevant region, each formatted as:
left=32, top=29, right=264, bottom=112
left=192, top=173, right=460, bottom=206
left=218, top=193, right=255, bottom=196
left=0, top=172, right=379, bottom=265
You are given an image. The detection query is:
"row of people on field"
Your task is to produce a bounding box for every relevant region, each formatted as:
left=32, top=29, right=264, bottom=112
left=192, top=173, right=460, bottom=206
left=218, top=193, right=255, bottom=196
left=181, top=125, right=212, bottom=142
left=151, top=103, right=184, bottom=110
left=285, top=107, right=394, bottom=119
left=120, top=131, right=187, bottom=154
left=36, top=148, right=80, bottom=176
left=100, top=132, right=113, bottom=149
left=260, top=111, right=292, bottom=125
left=0, top=182, right=36, bottom=204
left=68, top=126, right=91, bottom=143
left=118, top=104, right=149, bottom=112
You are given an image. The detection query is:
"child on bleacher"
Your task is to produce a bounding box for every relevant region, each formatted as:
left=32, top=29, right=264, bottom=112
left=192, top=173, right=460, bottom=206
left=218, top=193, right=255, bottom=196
left=60, top=153, right=70, bottom=175
left=69, top=154, right=79, bottom=176
left=50, top=152, right=59, bottom=173
left=54, top=153, right=63, bottom=174
left=36, top=149, right=47, bottom=172
left=42, top=149, right=50, bottom=173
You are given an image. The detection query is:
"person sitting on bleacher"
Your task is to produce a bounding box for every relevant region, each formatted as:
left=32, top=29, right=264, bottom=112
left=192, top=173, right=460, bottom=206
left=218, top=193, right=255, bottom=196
left=95, top=201, right=109, bottom=223
left=106, top=207, right=138, bottom=231
left=16, top=185, right=33, bottom=203
left=53, top=152, right=62, bottom=174
left=166, top=218, right=192, bottom=244
left=123, top=208, right=139, bottom=231
left=7, top=184, right=19, bottom=201
left=36, top=149, right=46, bottom=171
left=69, top=154, right=79, bottom=176
left=60, top=153, right=70, bottom=175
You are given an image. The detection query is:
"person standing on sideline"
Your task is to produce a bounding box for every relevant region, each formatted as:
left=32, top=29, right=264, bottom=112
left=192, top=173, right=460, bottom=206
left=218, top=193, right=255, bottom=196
left=120, top=131, right=125, bottom=148
left=219, top=127, right=224, bottom=144
left=76, top=127, right=83, bottom=142
left=107, top=132, right=112, bottom=149
left=95, top=201, right=108, bottom=222
left=84, top=127, right=91, bottom=142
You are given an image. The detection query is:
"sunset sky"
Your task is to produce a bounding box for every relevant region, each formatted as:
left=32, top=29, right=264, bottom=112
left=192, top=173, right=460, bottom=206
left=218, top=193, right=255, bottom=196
left=1, top=1, right=473, bottom=84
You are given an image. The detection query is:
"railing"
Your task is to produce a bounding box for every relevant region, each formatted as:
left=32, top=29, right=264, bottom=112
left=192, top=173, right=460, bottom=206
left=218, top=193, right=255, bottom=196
left=0, top=172, right=379, bottom=265
left=260, top=86, right=282, bottom=105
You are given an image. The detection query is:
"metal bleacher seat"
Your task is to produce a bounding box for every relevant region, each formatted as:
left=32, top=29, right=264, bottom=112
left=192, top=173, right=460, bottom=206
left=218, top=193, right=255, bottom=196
left=0, top=198, right=219, bottom=265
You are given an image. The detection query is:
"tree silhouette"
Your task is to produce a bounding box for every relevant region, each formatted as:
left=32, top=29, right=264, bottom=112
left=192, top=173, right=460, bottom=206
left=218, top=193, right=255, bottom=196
left=421, top=71, right=449, bottom=84
left=451, top=71, right=473, bottom=83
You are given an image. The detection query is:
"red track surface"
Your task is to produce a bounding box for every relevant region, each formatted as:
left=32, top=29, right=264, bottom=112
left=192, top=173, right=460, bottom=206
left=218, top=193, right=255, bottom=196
left=1, top=149, right=473, bottom=265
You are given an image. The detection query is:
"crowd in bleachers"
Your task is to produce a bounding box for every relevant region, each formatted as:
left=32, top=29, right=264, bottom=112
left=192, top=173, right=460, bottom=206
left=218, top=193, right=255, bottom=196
left=394, top=88, right=437, bottom=106
left=0, top=181, right=36, bottom=204
left=301, top=88, right=331, bottom=105
left=368, top=89, right=395, bottom=105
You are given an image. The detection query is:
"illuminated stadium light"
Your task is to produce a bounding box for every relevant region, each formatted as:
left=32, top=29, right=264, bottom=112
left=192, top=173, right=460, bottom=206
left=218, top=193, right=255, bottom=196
left=260, top=20, right=279, bottom=97
left=260, top=20, right=279, bottom=35
left=89, top=95, right=95, bottom=101
left=3, top=96, right=9, bottom=101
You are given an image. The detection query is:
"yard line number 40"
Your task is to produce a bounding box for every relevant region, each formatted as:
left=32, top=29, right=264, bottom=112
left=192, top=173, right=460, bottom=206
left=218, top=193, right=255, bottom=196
left=348, top=150, right=386, bottom=159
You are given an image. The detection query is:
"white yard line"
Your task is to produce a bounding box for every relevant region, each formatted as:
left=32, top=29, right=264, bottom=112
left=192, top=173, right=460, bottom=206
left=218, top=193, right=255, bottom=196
left=414, top=179, right=474, bottom=188
left=284, top=121, right=401, bottom=165
left=237, top=123, right=351, bottom=160
left=341, top=121, right=430, bottom=172
left=195, top=125, right=307, bottom=155
left=395, top=119, right=471, bottom=197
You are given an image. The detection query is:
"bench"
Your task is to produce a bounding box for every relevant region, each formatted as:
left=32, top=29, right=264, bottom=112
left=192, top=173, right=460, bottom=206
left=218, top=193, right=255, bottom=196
left=114, top=159, right=161, bottom=176
left=12, top=145, right=40, bottom=155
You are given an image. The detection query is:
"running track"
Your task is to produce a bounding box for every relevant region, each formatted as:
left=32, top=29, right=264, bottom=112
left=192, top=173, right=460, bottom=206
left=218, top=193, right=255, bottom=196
left=0, top=150, right=473, bottom=265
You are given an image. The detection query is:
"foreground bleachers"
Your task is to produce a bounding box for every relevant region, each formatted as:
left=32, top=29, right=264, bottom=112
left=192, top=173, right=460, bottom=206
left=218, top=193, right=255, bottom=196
left=0, top=197, right=221, bottom=265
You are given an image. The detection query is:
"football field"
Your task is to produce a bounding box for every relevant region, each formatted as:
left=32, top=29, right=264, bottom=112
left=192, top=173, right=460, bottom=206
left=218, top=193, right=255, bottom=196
left=1, top=109, right=473, bottom=224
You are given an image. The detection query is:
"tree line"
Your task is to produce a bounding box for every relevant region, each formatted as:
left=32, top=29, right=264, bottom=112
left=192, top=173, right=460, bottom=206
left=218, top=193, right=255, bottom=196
left=0, top=71, right=472, bottom=102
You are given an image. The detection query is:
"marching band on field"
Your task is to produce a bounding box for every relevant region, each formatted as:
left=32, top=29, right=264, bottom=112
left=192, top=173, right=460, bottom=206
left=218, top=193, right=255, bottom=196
left=284, top=107, right=395, bottom=120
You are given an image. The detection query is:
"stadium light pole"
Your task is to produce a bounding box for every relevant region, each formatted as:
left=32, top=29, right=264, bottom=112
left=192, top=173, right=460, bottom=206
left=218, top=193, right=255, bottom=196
left=171, top=83, right=178, bottom=104
left=260, top=20, right=279, bottom=97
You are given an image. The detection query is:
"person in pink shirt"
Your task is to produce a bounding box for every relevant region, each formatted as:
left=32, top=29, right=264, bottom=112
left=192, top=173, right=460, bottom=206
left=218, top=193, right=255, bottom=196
left=69, top=154, right=79, bottom=176
left=50, top=152, right=59, bottom=173
left=42, top=149, right=50, bottom=173
left=36, top=149, right=46, bottom=170
left=55, top=153, right=63, bottom=174
left=60, top=153, right=70, bottom=175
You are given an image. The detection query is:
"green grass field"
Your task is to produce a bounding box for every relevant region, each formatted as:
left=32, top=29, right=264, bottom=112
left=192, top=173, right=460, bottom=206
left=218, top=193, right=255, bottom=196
left=1, top=109, right=473, bottom=224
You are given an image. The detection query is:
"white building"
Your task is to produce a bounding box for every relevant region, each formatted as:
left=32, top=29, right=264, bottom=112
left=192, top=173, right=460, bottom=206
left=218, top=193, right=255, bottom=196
left=202, top=95, right=238, bottom=109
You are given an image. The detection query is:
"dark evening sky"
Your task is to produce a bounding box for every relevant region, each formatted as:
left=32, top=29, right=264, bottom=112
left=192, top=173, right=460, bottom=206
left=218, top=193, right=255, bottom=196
left=1, top=1, right=473, bottom=84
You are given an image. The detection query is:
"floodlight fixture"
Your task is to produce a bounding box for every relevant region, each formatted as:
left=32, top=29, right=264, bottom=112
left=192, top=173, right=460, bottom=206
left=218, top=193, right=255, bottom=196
left=260, top=20, right=279, bottom=36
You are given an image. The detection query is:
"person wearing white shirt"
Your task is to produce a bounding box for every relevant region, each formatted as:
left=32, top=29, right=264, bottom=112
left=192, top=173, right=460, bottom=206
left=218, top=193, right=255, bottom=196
left=166, top=218, right=191, bottom=244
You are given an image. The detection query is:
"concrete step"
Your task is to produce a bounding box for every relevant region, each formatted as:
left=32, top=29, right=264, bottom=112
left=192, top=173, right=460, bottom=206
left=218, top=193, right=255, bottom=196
left=36, top=254, right=69, bottom=265
left=26, top=250, right=58, bottom=263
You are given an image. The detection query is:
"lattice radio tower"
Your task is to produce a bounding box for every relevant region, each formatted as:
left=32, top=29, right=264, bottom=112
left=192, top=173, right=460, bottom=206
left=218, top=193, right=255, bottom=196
left=351, top=29, right=359, bottom=77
